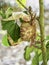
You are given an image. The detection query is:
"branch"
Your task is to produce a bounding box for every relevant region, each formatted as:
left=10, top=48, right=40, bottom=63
left=17, top=0, right=36, bottom=23
left=17, top=0, right=28, bottom=11
left=39, top=0, right=47, bottom=65
left=30, top=41, right=41, bottom=49
left=31, top=44, right=41, bottom=49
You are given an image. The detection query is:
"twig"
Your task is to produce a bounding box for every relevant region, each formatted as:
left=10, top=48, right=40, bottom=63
left=17, top=0, right=36, bottom=22
left=30, top=43, right=41, bottom=49
left=30, top=41, right=41, bottom=49
left=32, top=44, right=41, bottom=49
left=17, top=0, right=28, bottom=11
left=35, top=40, right=41, bottom=44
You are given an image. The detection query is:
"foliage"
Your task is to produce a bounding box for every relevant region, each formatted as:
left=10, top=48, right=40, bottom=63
left=0, top=0, right=49, bottom=65
left=2, top=34, right=10, bottom=46
left=0, top=8, right=20, bottom=46
left=24, top=34, right=49, bottom=65
left=32, top=51, right=39, bottom=65
left=24, top=46, right=34, bottom=61
left=2, top=20, right=20, bottom=42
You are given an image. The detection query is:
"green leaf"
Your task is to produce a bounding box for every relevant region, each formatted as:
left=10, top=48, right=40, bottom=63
left=1, top=20, right=20, bottom=42
left=46, top=41, right=49, bottom=48
left=5, top=7, right=13, bottom=18
left=39, top=53, right=42, bottom=61
left=9, top=22, right=20, bottom=42
left=24, top=46, right=34, bottom=61
left=32, top=51, right=39, bottom=65
left=24, top=52, right=31, bottom=61
left=0, top=9, right=6, bottom=18
left=2, top=34, right=10, bottom=47
left=1, top=8, right=20, bottom=42
left=39, top=45, right=49, bottom=61
left=0, top=7, right=12, bottom=19
left=46, top=47, right=49, bottom=60
left=46, top=41, right=49, bottom=60
left=35, top=49, right=42, bottom=62
left=46, top=35, right=49, bottom=40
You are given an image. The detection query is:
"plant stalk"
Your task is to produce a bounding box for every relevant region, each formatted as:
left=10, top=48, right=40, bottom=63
left=39, top=0, right=47, bottom=65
